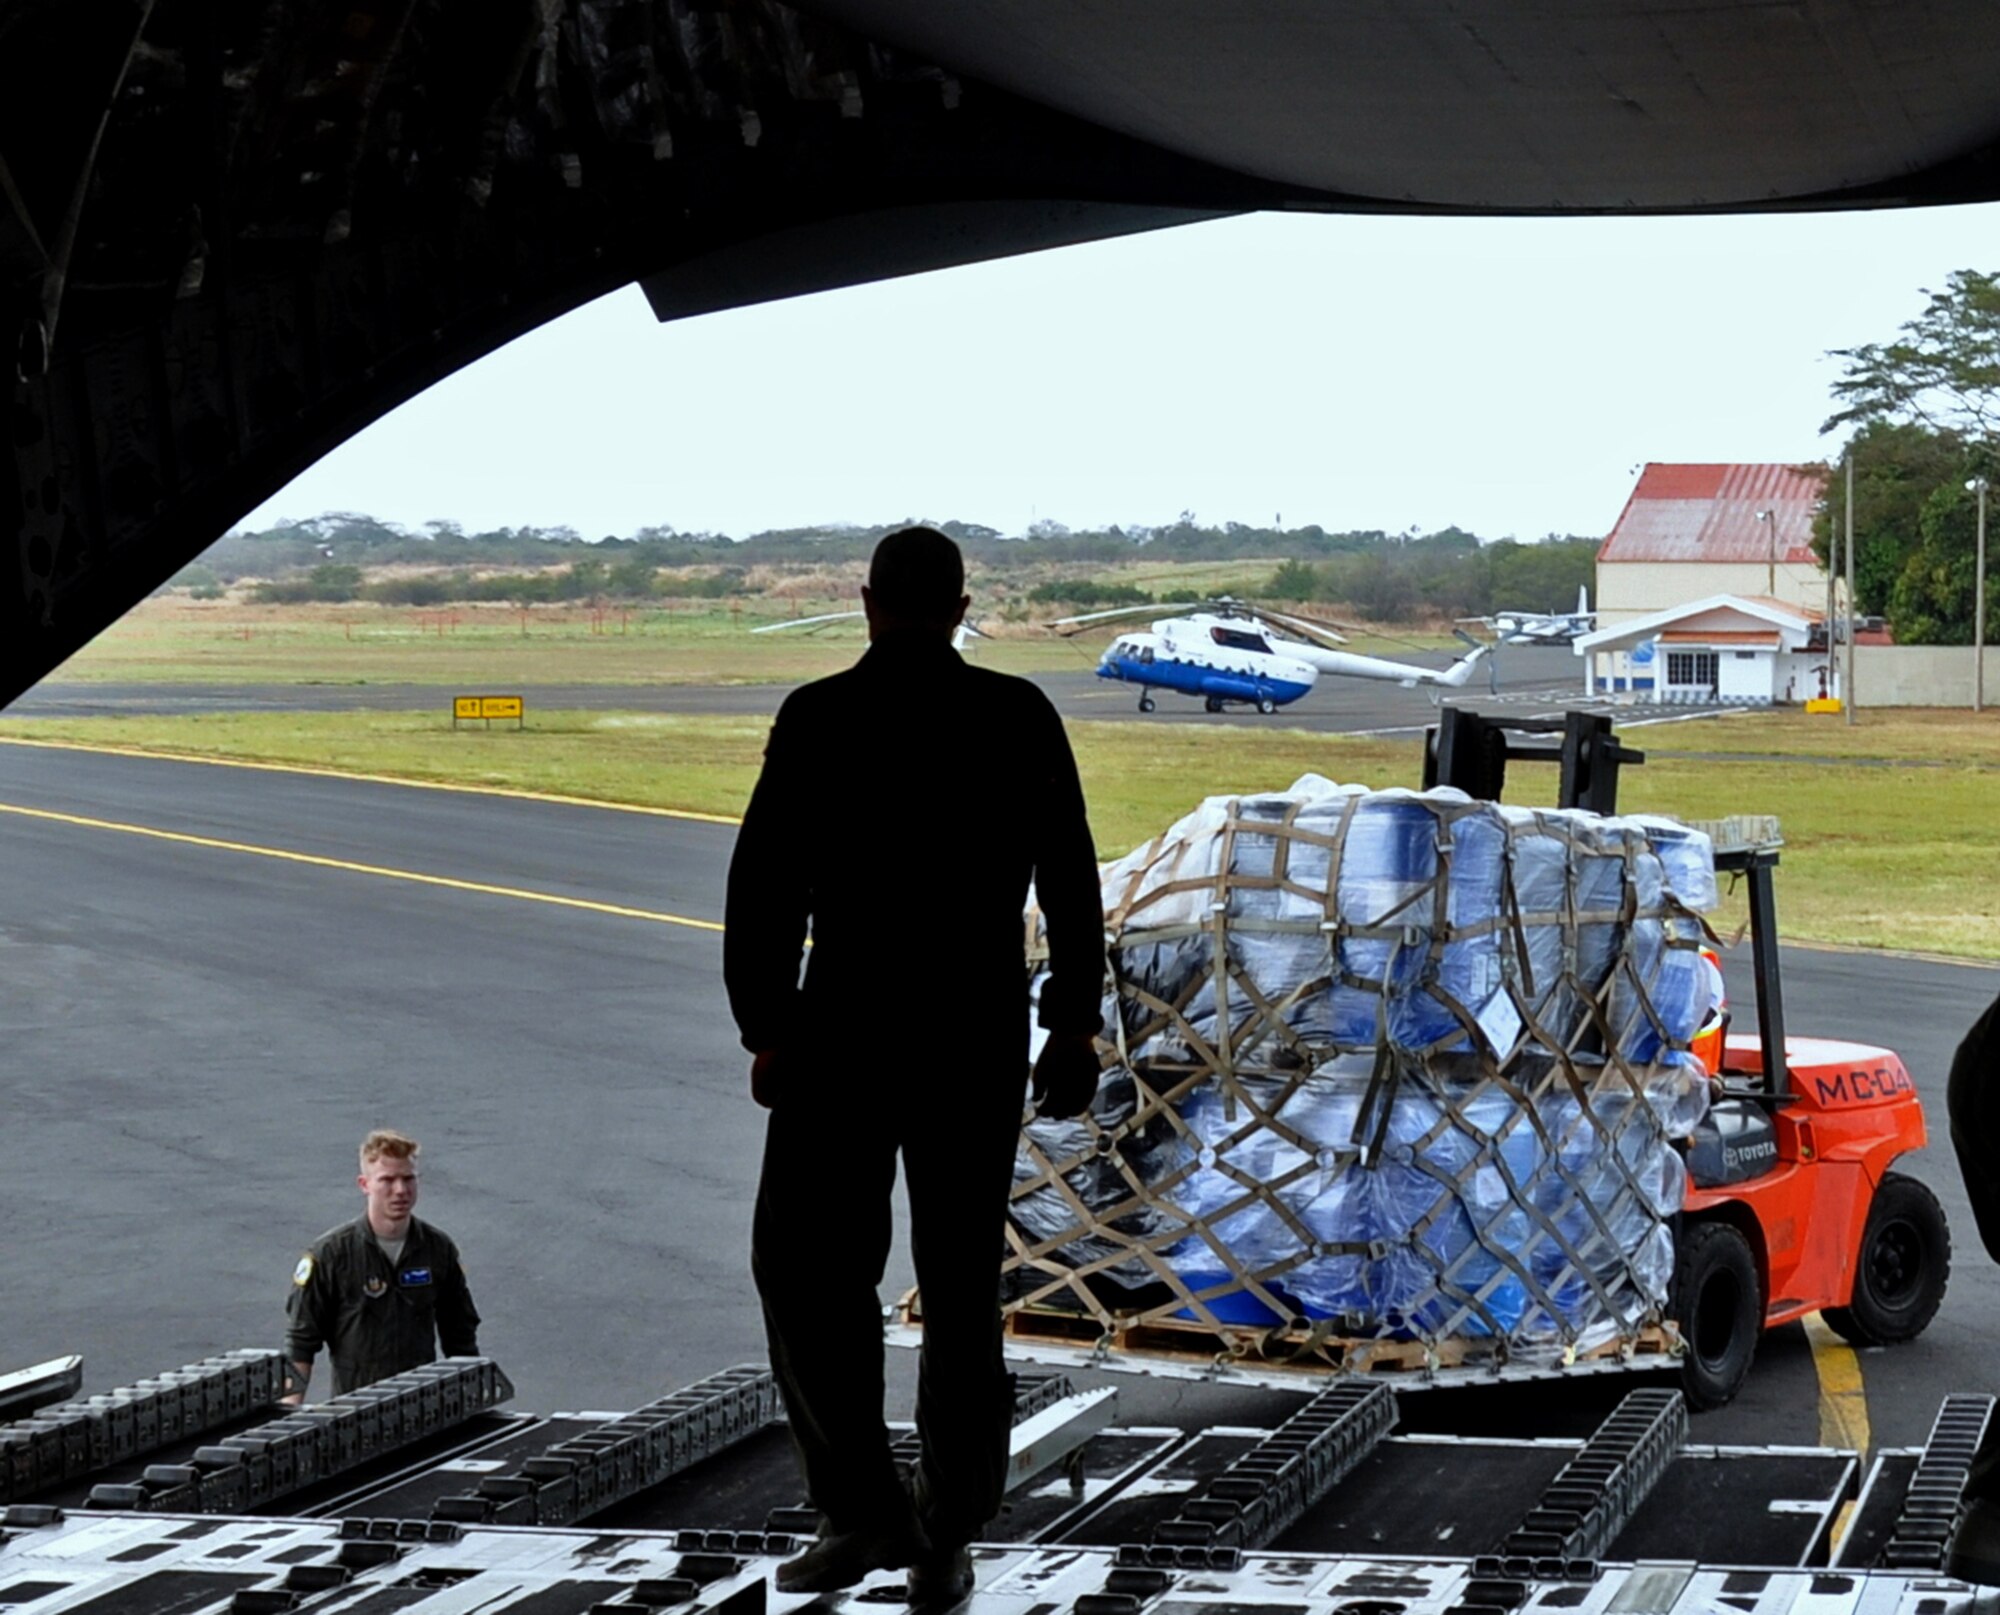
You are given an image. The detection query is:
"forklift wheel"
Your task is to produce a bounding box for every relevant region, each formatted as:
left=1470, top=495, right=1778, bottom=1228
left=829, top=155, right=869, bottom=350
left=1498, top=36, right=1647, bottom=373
left=1821, top=1171, right=1951, bottom=1347
left=1672, top=1220, right=1761, bottom=1410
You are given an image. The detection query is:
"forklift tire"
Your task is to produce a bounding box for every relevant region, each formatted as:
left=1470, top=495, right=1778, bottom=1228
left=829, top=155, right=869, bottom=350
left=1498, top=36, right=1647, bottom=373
left=1672, top=1219, right=1761, bottom=1410
left=1821, top=1171, right=1951, bottom=1347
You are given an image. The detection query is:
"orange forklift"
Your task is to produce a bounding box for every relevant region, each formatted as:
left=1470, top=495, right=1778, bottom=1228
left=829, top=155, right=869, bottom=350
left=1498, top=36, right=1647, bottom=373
left=1427, top=709, right=1951, bottom=1408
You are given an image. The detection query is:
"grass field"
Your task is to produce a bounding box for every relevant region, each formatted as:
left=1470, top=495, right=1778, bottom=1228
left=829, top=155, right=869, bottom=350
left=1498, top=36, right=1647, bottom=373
left=1637, top=708, right=2000, bottom=766
left=48, top=599, right=1077, bottom=684
left=45, top=597, right=1452, bottom=685
left=4, top=706, right=1997, bottom=959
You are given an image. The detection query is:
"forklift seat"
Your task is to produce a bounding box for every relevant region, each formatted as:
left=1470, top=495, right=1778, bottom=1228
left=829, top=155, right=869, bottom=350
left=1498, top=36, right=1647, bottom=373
left=1685, top=1097, right=1781, bottom=1189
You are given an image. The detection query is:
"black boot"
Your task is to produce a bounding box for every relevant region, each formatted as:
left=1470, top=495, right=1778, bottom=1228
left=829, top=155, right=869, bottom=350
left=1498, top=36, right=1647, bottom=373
left=906, top=1546, right=974, bottom=1608
left=775, top=1523, right=927, bottom=1594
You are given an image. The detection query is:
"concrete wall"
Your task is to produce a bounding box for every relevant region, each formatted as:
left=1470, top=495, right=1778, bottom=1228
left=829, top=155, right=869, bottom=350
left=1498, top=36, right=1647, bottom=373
left=1716, top=649, right=1772, bottom=700
left=1596, top=560, right=1828, bottom=623
left=1852, top=645, right=1991, bottom=707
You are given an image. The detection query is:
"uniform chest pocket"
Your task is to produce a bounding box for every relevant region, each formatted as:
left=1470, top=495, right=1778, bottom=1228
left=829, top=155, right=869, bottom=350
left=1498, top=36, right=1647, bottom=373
left=399, top=1268, right=433, bottom=1287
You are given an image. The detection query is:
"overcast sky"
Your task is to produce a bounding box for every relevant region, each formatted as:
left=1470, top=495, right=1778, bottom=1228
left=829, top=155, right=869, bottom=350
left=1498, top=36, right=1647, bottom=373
left=239, top=204, right=1997, bottom=545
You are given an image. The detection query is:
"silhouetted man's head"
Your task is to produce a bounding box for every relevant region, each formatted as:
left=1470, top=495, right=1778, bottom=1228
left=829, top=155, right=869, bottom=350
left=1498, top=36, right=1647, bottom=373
left=863, top=526, right=969, bottom=640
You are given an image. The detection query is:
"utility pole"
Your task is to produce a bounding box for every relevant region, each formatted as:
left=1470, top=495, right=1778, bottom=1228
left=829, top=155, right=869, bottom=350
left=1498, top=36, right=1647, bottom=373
left=1969, top=476, right=1989, bottom=713
left=1844, top=457, right=1856, bottom=726
left=1756, top=508, right=1776, bottom=596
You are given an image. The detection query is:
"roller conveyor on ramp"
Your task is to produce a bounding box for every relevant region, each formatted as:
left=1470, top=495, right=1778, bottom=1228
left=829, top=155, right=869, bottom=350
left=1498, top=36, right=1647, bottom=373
left=2, top=1357, right=1996, bottom=1615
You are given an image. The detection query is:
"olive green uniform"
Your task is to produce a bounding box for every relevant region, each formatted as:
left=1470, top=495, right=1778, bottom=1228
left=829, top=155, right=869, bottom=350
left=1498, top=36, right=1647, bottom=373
left=285, top=1215, right=480, bottom=1395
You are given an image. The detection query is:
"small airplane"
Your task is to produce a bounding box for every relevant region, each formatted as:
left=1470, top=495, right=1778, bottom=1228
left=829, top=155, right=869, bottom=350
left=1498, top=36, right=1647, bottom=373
left=1050, top=601, right=1494, bottom=714
left=1461, top=586, right=1596, bottom=646
left=751, top=609, right=987, bottom=653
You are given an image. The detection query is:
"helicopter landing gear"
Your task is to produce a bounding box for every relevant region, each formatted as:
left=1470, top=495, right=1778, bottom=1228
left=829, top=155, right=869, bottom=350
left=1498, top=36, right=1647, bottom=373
left=1204, top=696, right=1223, bottom=713
left=1138, top=693, right=1156, bottom=713
left=1256, top=695, right=1277, bottom=715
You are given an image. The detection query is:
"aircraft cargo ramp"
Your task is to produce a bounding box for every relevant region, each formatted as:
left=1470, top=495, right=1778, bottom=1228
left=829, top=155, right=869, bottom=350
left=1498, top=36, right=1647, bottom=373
left=1, top=1355, right=1994, bottom=1615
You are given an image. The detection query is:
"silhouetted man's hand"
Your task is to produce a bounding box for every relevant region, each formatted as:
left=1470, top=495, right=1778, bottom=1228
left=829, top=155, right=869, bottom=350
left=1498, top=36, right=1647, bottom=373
left=750, top=1049, right=787, bottom=1109
left=1031, top=1034, right=1100, bottom=1120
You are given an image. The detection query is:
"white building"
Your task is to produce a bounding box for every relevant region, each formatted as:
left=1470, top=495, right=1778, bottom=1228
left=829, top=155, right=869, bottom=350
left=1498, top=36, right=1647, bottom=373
left=1573, top=594, right=1837, bottom=705
left=1597, top=463, right=1828, bottom=630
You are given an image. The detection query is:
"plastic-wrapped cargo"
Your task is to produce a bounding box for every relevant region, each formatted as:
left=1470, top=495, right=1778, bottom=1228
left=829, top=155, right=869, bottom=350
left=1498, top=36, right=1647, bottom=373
left=1010, top=774, right=1719, bottom=1363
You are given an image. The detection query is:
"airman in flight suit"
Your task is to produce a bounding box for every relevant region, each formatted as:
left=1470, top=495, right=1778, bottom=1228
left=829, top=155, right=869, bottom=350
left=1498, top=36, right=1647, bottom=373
left=284, top=1129, right=480, bottom=1400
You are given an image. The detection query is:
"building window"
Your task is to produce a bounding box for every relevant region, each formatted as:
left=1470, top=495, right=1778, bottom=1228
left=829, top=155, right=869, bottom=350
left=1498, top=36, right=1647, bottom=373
left=1666, top=651, right=1718, bottom=689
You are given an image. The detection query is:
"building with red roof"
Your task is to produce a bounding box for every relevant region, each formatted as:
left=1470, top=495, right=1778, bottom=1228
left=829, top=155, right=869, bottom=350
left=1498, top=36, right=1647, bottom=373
left=1597, top=463, right=1829, bottom=626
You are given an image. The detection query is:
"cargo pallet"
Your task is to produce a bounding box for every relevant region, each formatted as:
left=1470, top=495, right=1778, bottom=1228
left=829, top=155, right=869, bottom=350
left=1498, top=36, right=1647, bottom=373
left=892, top=1292, right=1682, bottom=1391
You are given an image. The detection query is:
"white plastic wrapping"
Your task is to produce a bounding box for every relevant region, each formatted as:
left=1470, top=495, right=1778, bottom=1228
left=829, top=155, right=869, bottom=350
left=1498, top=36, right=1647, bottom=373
left=1009, top=774, right=1720, bottom=1358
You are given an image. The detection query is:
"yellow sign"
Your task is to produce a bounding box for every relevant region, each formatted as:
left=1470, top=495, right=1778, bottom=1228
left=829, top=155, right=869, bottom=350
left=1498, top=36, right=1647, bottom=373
left=1804, top=696, right=1843, bottom=714
left=453, top=695, right=524, bottom=727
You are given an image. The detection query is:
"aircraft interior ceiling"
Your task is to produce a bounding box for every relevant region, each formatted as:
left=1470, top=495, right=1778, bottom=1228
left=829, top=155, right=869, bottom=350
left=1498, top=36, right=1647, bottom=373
left=6, top=0, right=2000, bottom=703
left=806, top=0, right=2000, bottom=212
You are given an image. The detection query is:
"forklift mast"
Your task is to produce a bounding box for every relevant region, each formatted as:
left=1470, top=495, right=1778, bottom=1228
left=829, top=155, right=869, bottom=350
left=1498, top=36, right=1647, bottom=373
left=1422, top=708, right=1788, bottom=1093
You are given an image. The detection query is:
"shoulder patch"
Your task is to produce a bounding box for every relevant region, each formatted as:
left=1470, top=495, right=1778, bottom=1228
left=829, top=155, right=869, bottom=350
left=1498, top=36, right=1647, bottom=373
left=292, top=1255, right=314, bottom=1287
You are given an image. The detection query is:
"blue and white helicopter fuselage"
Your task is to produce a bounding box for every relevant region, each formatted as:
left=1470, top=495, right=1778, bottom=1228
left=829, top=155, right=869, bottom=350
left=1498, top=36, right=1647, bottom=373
left=1096, top=618, right=1318, bottom=714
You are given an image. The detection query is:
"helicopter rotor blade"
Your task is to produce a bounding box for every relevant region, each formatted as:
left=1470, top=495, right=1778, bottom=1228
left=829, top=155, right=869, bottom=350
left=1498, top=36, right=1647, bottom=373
left=1044, top=602, right=1167, bottom=634
left=1248, top=606, right=1351, bottom=647
left=750, top=610, right=864, bottom=634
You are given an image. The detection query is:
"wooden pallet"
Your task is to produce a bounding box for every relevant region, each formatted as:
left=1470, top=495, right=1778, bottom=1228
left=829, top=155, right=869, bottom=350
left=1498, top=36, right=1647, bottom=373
left=900, top=1290, right=1679, bottom=1380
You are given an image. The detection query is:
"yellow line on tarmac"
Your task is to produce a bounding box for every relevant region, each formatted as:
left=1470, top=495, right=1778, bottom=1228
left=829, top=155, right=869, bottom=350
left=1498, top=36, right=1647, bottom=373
left=0, top=800, right=726, bottom=933
left=1805, top=1311, right=1871, bottom=1554
left=0, top=733, right=744, bottom=826
left=1806, top=1311, right=1872, bottom=1452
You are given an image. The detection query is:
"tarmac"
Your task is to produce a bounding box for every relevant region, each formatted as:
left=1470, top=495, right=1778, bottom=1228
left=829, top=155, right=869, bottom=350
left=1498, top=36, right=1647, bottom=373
left=1, top=730, right=1993, bottom=1453
left=9, top=646, right=1706, bottom=733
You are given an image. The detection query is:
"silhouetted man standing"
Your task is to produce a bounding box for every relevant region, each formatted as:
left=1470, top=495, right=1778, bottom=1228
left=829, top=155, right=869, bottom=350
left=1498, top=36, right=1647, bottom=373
left=1946, top=993, right=2000, bottom=1584
left=725, top=527, right=1104, bottom=1606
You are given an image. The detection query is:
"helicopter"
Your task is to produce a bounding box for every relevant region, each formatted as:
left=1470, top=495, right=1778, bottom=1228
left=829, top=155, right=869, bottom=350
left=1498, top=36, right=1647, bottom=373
left=1050, top=599, right=1494, bottom=714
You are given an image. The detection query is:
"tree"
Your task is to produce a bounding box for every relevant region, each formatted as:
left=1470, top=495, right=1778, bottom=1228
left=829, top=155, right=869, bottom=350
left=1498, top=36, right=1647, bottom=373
left=1810, top=421, right=1975, bottom=621
left=606, top=554, right=661, bottom=598
left=1486, top=537, right=1597, bottom=614
left=1826, top=270, right=2000, bottom=441
left=1267, top=559, right=1318, bottom=600
left=1822, top=271, right=2000, bottom=641
left=1886, top=482, right=1999, bottom=645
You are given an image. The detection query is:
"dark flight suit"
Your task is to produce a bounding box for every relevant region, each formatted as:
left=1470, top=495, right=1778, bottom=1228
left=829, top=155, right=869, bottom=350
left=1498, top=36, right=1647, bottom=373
left=1949, top=993, right=2000, bottom=1264
left=1948, top=994, right=2000, bottom=1510
left=724, top=632, right=1105, bottom=1551
left=285, top=1215, right=481, bottom=1395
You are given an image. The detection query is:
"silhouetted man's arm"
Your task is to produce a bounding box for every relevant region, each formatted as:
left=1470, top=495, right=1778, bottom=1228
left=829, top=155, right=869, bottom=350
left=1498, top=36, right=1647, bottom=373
left=1027, top=698, right=1104, bottom=1033
left=725, top=701, right=815, bottom=1087
left=1025, top=697, right=1105, bottom=1117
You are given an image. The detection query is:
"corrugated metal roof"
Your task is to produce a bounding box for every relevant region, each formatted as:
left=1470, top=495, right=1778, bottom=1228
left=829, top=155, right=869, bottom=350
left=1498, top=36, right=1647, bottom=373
left=1598, top=463, right=1825, bottom=565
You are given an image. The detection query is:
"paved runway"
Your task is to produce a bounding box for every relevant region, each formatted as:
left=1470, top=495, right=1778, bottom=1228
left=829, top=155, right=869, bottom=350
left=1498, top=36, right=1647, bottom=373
left=1, top=737, right=1992, bottom=1450
left=12, top=647, right=1718, bottom=735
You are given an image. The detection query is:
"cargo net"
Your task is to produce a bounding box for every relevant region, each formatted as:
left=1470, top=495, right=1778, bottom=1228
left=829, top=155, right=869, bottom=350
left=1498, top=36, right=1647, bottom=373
left=1009, top=774, right=1720, bottom=1365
